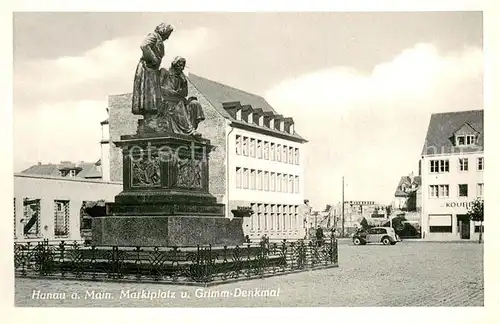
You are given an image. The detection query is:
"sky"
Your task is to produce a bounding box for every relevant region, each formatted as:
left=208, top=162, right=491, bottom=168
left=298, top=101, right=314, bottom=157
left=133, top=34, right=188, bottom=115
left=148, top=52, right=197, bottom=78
left=13, top=12, right=483, bottom=209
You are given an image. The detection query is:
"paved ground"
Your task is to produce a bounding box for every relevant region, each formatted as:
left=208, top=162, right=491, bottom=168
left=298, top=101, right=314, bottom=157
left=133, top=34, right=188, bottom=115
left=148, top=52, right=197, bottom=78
left=15, top=242, right=483, bottom=307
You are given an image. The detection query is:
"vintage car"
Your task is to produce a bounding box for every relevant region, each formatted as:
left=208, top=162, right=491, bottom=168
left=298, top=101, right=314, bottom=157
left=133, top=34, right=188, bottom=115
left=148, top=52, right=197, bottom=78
left=352, top=227, right=400, bottom=245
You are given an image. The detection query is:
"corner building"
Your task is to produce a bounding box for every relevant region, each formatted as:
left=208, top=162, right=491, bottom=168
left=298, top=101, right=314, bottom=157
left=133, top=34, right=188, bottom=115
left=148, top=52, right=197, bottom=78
left=420, top=110, right=484, bottom=241
left=107, top=73, right=308, bottom=241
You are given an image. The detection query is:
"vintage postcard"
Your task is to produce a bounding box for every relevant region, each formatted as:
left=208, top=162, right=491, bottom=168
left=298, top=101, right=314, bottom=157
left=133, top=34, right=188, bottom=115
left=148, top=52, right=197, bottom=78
left=6, top=7, right=494, bottom=322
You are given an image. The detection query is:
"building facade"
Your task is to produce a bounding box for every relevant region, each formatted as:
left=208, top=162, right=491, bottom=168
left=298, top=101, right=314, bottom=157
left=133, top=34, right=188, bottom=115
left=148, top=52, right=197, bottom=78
left=14, top=174, right=122, bottom=243
left=420, top=110, right=484, bottom=241
left=107, top=73, right=308, bottom=241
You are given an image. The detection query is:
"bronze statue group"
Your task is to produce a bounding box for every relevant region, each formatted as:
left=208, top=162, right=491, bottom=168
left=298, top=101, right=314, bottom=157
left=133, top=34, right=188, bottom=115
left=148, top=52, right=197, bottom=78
left=132, top=23, right=205, bottom=136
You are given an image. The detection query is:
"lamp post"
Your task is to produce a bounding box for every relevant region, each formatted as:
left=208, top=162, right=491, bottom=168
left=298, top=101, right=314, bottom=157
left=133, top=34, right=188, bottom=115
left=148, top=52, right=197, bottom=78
left=341, top=176, right=345, bottom=237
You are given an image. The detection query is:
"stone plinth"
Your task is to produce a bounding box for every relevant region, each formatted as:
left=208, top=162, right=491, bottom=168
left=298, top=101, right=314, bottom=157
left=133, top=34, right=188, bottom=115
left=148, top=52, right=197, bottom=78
left=92, top=132, right=244, bottom=247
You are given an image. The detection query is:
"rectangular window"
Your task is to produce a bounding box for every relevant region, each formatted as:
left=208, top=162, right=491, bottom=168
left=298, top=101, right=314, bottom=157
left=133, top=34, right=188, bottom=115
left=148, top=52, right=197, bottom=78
left=430, top=185, right=449, bottom=198
left=289, top=175, right=294, bottom=193
left=270, top=143, right=275, bottom=161
left=474, top=225, right=484, bottom=233
left=270, top=205, right=275, bottom=230
left=275, top=205, right=279, bottom=230
left=250, top=203, right=257, bottom=231
left=459, top=158, right=468, bottom=171
left=23, top=198, right=41, bottom=237
left=242, top=137, right=248, bottom=156
left=257, top=204, right=262, bottom=230
left=295, top=176, right=300, bottom=193
left=477, top=183, right=484, bottom=197
left=243, top=168, right=249, bottom=189
left=282, top=174, right=288, bottom=193
left=235, top=135, right=242, bottom=155
left=456, top=135, right=465, bottom=146
left=263, top=205, right=269, bottom=230
left=429, top=215, right=452, bottom=233
left=276, top=144, right=282, bottom=162
left=276, top=173, right=282, bottom=192
left=282, top=208, right=287, bottom=231
left=477, top=157, right=484, bottom=171
left=288, top=147, right=294, bottom=164
left=54, top=200, right=70, bottom=237
left=270, top=172, right=276, bottom=191
left=430, top=160, right=449, bottom=173
left=250, top=169, right=256, bottom=190
left=458, top=184, right=468, bottom=197
left=466, top=135, right=476, bottom=145
left=294, top=148, right=300, bottom=165
left=256, top=170, right=262, bottom=190
left=236, top=167, right=242, bottom=188
left=249, top=138, right=255, bottom=157
left=263, top=142, right=269, bottom=160
left=282, top=145, right=288, bottom=163
left=256, top=140, right=262, bottom=159
left=264, top=171, right=269, bottom=191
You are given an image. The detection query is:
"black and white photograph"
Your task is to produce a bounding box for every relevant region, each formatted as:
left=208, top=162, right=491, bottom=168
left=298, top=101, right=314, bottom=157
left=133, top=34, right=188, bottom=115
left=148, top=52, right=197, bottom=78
left=5, top=5, right=496, bottom=318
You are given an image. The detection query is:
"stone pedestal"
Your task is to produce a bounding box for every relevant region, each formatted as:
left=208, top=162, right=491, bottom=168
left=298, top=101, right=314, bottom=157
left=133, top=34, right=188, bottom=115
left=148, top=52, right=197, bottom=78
left=92, top=133, right=244, bottom=247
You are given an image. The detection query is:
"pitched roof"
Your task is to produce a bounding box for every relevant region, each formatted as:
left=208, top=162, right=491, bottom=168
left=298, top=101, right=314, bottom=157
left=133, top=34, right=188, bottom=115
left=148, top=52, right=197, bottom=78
left=188, top=74, right=277, bottom=119
left=188, top=73, right=306, bottom=142
left=21, top=161, right=102, bottom=179
left=421, top=110, right=484, bottom=155
left=394, top=175, right=422, bottom=197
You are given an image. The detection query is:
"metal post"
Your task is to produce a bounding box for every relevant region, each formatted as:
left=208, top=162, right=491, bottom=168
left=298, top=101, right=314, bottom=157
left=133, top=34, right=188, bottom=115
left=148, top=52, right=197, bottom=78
left=341, top=176, right=345, bottom=237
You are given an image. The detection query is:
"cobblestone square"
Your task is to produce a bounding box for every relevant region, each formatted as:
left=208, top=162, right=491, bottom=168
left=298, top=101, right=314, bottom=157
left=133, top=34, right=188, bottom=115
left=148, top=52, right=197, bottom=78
left=15, top=241, right=483, bottom=307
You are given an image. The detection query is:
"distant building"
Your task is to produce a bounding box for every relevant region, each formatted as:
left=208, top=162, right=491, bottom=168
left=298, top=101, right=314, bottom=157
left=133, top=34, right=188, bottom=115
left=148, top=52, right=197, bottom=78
left=420, top=110, right=484, bottom=241
left=332, top=200, right=388, bottom=235
left=107, top=73, right=308, bottom=241
left=21, top=160, right=102, bottom=179
left=14, top=174, right=122, bottom=243
left=394, top=174, right=422, bottom=211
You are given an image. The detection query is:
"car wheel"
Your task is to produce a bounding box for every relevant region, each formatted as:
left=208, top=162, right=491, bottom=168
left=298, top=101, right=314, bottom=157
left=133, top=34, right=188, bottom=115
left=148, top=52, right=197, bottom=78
left=390, top=242, right=396, bottom=245
left=382, top=237, right=391, bottom=245
left=353, top=237, right=362, bottom=245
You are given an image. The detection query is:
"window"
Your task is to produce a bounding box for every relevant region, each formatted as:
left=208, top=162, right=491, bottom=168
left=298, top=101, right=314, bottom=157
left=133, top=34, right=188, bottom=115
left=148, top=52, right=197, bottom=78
left=257, top=170, right=262, bottom=190
left=459, top=158, right=468, bottom=171
left=270, top=205, right=275, bottom=230
left=242, top=137, right=248, bottom=156
left=458, top=184, right=468, bottom=197
left=243, top=168, right=249, bottom=189
left=276, top=144, right=281, bottom=162
left=295, top=176, right=300, bottom=193
left=474, top=225, right=484, bottom=233
left=288, top=147, right=294, bottom=164
left=276, top=205, right=280, bottom=229
left=263, top=142, right=269, bottom=160
left=467, top=135, right=476, bottom=145
left=68, top=170, right=76, bottom=177
left=294, top=148, right=300, bottom=165
left=257, top=204, right=262, bottom=230
left=456, top=135, right=476, bottom=146
left=430, top=160, right=449, bottom=173
left=289, top=175, right=294, bottom=193
left=282, top=146, right=288, bottom=163
left=282, top=174, right=288, bottom=193
left=429, top=185, right=449, bottom=198
left=276, top=173, right=282, bottom=192
left=477, top=183, right=484, bottom=197
left=54, top=200, right=70, bottom=237
left=256, top=140, right=262, bottom=159
left=250, top=203, right=257, bottom=231
left=250, top=169, right=256, bottom=190
left=429, top=215, right=452, bottom=233
left=263, top=171, right=269, bottom=191
left=249, top=138, right=255, bottom=157
left=270, top=172, right=276, bottom=191
left=23, top=198, right=41, bottom=237
left=263, top=205, right=269, bottom=230
left=236, top=167, right=242, bottom=188
left=270, top=143, right=275, bottom=161
left=282, top=208, right=287, bottom=231
left=235, top=135, right=241, bottom=155
left=456, top=135, right=465, bottom=146
left=477, top=157, right=484, bottom=171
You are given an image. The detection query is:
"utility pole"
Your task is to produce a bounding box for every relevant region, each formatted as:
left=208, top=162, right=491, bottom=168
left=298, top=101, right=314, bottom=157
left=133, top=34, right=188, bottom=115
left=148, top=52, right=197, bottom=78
left=342, top=176, right=345, bottom=237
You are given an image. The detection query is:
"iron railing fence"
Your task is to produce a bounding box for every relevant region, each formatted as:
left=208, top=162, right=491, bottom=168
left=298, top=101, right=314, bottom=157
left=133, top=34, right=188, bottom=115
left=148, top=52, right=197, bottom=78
left=14, top=238, right=338, bottom=286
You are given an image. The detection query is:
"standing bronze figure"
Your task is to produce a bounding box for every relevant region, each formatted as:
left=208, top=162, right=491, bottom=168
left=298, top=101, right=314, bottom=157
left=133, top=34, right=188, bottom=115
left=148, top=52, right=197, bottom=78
left=132, top=23, right=174, bottom=115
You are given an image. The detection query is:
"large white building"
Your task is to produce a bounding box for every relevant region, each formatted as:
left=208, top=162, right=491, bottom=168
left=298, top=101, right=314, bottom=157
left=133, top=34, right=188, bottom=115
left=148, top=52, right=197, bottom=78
left=420, top=110, right=484, bottom=241
left=107, top=73, right=308, bottom=241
